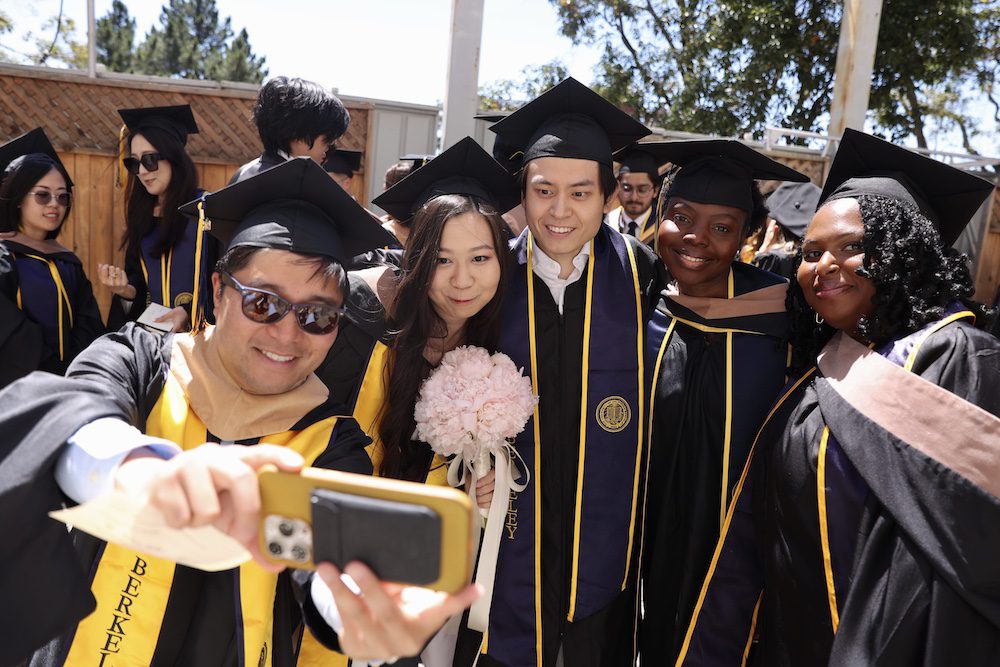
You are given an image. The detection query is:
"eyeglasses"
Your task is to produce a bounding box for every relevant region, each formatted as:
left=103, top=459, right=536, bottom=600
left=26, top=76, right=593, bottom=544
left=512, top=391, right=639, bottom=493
left=620, top=183, right=654, bottom=196
left=29, top=191, right=71, bottom=207
left=122, top=153, right=164, bottom=174
left=219, top=271, right=346, bottom=335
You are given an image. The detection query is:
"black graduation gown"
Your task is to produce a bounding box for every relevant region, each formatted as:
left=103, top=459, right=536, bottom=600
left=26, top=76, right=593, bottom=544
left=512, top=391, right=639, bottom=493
left=106, top=216, right=220, bottom=332
left=455, top=235, right=664, bottom=667
left=678, top=317, right=1000, bottom=666
left=640, top=262, right=789, bottom=664
left=229, top=152, right=288, bottom=185
left=0, top=324, right=372, bottom=666
left=750, top=249, right=796, bottom=282
left=0, top=241, right=104, bottom=388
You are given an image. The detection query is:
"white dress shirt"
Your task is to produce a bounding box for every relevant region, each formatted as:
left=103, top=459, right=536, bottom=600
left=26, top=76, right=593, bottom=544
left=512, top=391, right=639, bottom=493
left=530, top=240, right=591, bottom=314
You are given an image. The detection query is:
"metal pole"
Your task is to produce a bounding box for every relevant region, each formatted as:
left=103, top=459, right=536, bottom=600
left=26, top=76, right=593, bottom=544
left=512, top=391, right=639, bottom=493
left=827, top=0, right=884, bottom=141
left=442, top=0, right=485, bottom=150
left=87, top=0, right=96, bottom=77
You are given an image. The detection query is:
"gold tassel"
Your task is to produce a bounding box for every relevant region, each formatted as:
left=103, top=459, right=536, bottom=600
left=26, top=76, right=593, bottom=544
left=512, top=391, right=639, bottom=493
left=117, top=125, right=128, bottom=190
left=189, top=196, right=210, bottom=335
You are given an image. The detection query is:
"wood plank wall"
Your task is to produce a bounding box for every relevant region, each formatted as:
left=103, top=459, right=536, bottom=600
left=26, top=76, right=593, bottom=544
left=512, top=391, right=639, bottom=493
left=974, top=187, right=1000, bottom=304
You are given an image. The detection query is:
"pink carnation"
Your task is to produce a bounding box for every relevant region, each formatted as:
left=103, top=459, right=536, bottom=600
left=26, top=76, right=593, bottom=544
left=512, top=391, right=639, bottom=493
left=414, top=346, right=537, bottom=462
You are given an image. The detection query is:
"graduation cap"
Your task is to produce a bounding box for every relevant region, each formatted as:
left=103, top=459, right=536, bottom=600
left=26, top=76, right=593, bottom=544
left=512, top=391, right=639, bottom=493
left=645, top=140, right=809, bottom=213
left=373, top=136, right=520, bottom=222
left=400, top=153, right=436, bottom=170
left=0, top=127, right=73, bottom=187
left=766, top=182, right=822, bottom=240
left=323, top=148, right=362, bottom=176
left=614, top=144, right=666, bottom=183
left=489, top=77, right=651, bottom=169
left=179, top=157, right=396, bottom=263
left=118, top=105, right=200, bottom=146
left=820, top=128, right=995, bottom=246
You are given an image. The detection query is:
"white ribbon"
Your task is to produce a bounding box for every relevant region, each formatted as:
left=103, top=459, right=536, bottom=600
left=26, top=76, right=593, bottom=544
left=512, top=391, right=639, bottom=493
left=446, top=441, right=529, bottom=633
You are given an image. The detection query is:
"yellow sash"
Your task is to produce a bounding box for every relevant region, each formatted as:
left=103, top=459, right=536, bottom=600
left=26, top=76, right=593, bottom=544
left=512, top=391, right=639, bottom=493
left=64, top=372, right=339, bottom=666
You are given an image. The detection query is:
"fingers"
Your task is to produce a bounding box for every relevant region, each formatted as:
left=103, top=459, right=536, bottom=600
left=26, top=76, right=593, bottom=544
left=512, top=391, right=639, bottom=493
left=476, top=470, right=496, bottom=508
left=237, top=444, right=304, bottom=471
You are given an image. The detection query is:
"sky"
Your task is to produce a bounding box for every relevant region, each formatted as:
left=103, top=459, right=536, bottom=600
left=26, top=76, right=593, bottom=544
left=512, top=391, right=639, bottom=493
left=0, top=0, right=602, bottom=106
left=1, top=0, right=997, bottom=156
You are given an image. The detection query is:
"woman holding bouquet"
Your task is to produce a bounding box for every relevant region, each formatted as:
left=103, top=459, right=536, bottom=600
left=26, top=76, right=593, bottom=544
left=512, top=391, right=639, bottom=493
left=677, top=130, right=1000, bottom=665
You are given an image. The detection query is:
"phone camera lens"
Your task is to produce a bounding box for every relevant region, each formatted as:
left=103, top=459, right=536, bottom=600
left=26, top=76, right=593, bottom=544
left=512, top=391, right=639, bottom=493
left=268, top=542, right=283, bottom=556
left=291, top=545, right=307, bottom=562
left=279, top=521, right=295, bottom=536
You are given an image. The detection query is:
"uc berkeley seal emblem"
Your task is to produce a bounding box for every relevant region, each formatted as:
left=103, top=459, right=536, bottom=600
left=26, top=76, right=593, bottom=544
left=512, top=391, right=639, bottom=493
left=596, top=396, right=630, bottom=433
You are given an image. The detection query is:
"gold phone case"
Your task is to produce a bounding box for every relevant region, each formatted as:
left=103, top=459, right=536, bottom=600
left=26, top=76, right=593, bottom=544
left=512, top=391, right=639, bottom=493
left=258, top=467, right=474, bottom=593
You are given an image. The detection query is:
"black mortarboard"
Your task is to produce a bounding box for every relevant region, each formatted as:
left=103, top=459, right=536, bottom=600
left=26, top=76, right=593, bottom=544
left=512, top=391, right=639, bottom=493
left=475, top=111, right=522, bottom=173
left=118, top=105, right=200, bottom=146
left=0, top=127, right=73, bottom=187
left=614, top=144, right=665, bottom=183
left=178, top=157, right=396, bottom=262
left=647, top=140, right=809, bottom=212
left=766, top=181, right=822, bottom=240
left=400, top=153, right=435, bottom=170
left=323, top=148, right=362, bottom=176
left=819, top=128, right=995, bottom=246
left=373, top=136, right=520, bottom=222
left=488, top=77, right=650, bottom=169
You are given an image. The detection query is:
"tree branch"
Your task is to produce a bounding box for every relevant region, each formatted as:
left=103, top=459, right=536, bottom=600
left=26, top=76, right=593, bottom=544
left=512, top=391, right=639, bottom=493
left=644, top=0, right=677, bottom=52
left=38, top=0, right=65, bottom=65
left=613, top=8, right=671, bottom=105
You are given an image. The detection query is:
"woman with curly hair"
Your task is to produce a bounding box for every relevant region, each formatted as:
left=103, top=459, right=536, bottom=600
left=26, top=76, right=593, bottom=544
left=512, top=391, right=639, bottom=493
left=678, top=129, right=1000, bottom=666
left=634, top=140, right=811, bottom=664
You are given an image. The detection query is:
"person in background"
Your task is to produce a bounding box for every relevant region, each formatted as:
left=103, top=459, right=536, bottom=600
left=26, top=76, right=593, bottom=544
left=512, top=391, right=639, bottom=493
left=750, top=181, right=822, bottom=280
left=230, top=76, right=351, bottom=184
left=0, top=128, right=104, bottom=388
left=605, top=144, right=665, bottom=245
left=324, top=148, right=362, bottom=196
left=100, top=105, right=219, bottom=332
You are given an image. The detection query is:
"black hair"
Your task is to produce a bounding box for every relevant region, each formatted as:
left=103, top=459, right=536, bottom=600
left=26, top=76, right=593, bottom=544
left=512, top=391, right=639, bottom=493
left=787, top=194, right=993, bottom=370
left=518, top=161, right=618, bottom=204
left=378, top=194, right=510, bottom=481
left=122, top=127, right=199, bottom=259
left=214, top=245, right=349, bottom=302
left=252, top=76, right=351, bottom=155
left=0, top=154, right=73, bottom=239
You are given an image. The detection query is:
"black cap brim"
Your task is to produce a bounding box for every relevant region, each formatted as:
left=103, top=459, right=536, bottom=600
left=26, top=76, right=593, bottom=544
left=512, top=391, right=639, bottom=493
left=373, top=137, right=520, bottom=222
left=179, top=157, right=396, bottom=262
left=0, top=127, right=73, bottom=187
left=819, top=128, right=995, bottom=246
left=323, top=149, right=362, bottom=175
left=489, top=77, right=650, bottom=168
left=118, top=105, right=200, bottom=146
left=614, top=144, right=665, bottom=182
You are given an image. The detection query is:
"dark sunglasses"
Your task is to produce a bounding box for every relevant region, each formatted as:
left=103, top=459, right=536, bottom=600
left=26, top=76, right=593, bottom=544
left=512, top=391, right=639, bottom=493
left=122, top=153, right=164, bottom=174
left=219, top=271, right=345, bottom=335
left=29, top=190, right=71, bottom=207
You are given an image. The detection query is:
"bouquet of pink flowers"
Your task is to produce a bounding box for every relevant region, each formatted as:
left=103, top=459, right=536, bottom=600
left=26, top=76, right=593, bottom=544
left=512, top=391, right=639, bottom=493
left=414, top=345, right=536, bottom=476
left=414, top=345, right=537, bottom=633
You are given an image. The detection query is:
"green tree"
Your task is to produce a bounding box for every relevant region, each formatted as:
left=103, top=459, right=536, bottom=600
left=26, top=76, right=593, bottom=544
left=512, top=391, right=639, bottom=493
left=549, top=0, right=1000, bottom=148
left=134, top=0, right=267, bottom=83
left=33, top=14, right=88, bottom=68
left=480, top=60, right=570, bottom=111
left=96, top=0, right=137, bottom=73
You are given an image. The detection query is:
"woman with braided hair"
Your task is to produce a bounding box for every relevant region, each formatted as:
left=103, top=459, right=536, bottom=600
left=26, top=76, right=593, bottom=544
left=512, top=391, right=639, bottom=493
left=677, top=129, right=1000, bottom=666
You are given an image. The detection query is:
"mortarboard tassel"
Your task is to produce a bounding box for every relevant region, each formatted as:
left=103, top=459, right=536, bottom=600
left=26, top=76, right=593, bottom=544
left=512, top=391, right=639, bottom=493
left=116, top=125, right=128, bottom=190
left=189, top=195, right=211, bottom=335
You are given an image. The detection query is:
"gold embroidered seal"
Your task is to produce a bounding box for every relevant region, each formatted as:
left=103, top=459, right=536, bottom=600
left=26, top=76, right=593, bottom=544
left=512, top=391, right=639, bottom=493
left=174, top=292, right=194, bottom=307
left=596, top=396, right=630, bottom=433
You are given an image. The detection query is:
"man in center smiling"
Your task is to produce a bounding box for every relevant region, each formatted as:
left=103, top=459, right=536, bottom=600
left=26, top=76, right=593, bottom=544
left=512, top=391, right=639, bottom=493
left=454, top=78, right=664, bottom=667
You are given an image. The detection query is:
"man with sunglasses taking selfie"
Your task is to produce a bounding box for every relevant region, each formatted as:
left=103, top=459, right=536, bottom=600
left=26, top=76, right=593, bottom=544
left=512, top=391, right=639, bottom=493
left=0, top=158, right=479, bottom=666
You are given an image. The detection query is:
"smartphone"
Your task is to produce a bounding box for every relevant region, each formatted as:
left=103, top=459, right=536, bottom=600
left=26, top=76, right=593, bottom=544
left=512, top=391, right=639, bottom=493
left=258, top=467, right=474, bottom=593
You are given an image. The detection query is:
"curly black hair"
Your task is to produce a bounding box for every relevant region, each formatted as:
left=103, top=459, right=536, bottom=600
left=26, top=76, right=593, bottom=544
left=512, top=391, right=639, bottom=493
left=252, top=76, right=350, bottom=155
left=788, top=194, right=993, bottom=369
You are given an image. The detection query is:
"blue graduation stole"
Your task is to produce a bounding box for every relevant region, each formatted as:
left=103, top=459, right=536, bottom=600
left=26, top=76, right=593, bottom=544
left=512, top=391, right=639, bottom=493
left=139, top=218, right=200, bottom=309
left=488, top=225, right=647, bottom=667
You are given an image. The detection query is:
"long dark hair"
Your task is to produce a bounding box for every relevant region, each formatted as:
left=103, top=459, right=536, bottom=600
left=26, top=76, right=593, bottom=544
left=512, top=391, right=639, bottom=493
left=0, top=154, right=73, bottom=239
left=378, top=194, right=511, bottom=480
left=788, top=194, right=993, bottom=370
left=122, top=127, right=198, bottom=259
